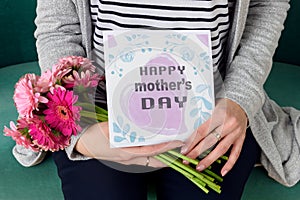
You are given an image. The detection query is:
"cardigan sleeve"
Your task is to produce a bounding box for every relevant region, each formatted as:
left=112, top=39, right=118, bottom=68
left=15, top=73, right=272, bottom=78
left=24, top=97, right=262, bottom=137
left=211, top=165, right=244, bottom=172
left=34, top=0, right=87, bottom=71
left=223, top=0, right=290, bottom=123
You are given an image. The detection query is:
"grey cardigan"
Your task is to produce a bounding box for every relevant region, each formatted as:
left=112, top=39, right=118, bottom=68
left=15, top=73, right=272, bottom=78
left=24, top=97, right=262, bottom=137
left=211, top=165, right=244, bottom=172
left=13, top=0, right=300, bottom=187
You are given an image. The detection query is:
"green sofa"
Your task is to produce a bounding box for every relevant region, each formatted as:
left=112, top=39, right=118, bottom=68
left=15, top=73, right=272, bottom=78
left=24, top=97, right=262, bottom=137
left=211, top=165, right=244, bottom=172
left=0, top=1, right=299, bottom=200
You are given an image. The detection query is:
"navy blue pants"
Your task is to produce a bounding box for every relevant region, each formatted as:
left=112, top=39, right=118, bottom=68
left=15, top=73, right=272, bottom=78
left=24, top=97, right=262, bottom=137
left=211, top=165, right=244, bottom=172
left=53, top=129, right=260, bottom=200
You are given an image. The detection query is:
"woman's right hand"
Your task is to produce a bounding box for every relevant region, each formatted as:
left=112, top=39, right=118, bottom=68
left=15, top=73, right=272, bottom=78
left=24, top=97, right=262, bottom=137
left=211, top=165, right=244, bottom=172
left=75, top=122, right=184, bottom=168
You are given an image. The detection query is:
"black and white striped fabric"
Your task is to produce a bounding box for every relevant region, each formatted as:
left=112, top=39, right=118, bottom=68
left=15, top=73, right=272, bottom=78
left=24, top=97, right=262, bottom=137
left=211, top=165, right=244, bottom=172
left=90, top=0, right=235, bottom=73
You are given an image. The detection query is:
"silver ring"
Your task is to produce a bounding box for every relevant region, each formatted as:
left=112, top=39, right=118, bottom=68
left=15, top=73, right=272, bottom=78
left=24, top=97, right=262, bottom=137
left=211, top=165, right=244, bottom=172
left=211, top=130, right=221, bottom=141
left=146, top=156, right=150, bottom=167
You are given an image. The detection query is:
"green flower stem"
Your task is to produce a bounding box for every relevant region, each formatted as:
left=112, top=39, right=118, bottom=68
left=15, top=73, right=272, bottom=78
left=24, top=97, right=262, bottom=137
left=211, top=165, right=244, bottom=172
left=165, top=150, right=222, bottom=183
left=183, top=164, right=214, bottom=183
left=158, top=153, right=222, bottom=193
left=215, top=159, right=222, bottom=164
left=189, top=177, right=209, bottom=194
left=154, top=155, right=194, bottom=179
left=220, top=155, right=229, bottom=161
left=154, top=154, right=209, bottom=194
left=204, top=169, right=223, bottom=183
left=167, top=150, right=199, bottom=165
left=80, top=110, right=108, bottom=122
left=94, top=105, right=108, bottom=115
left=182, top=163, right=221, bottom=193
left=80, top=116, right=94, bottom=124
left=76, top=102, right=108, bottom=115
left=79, top=110, right=95, bottom=118
left=202, top=150, right=229, bottom=162
left=76, top=102, right=95, bottom=112
left=201, top=172, right=215, bottom=182
left=190, top=175, right=206, bottom=187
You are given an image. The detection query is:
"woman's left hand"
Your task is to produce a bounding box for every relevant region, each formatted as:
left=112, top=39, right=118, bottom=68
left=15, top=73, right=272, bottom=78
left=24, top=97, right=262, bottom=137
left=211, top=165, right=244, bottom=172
left=180, top=98, right=248, bottom=176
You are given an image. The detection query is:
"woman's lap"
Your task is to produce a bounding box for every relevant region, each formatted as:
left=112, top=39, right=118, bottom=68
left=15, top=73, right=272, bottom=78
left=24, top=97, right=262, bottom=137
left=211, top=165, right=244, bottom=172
left=52, top=128, right=260, bottom=200
left=52, top=152, right=148, bottom=200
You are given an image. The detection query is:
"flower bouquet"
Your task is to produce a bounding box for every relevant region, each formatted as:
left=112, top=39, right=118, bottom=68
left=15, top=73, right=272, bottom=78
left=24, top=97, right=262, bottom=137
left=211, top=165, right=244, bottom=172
left=3, top=56, right=104, bottom=151
left=3, top=56, right=226, bottom=194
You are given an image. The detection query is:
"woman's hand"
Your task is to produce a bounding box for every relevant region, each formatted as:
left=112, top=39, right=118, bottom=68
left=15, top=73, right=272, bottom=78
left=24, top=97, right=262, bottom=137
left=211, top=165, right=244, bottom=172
left=75, top=122, right=184, bottom=168
left=180, top=98, right=248, bottom=176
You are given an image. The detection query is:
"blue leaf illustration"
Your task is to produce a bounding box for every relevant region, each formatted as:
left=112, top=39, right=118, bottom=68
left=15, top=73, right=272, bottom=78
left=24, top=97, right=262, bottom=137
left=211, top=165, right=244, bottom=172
left=108, top=54, right=114, bottom=62
left=130, top=132, right=137, bottom=143
left=200, top=52, right=207, bottom=57
left=200, top=97, right=213, bottom=110
left=194, top=118, right=203, bottom=129
left=117, top=116, right=123, bottom=127
left=122, top=124, right=130, bottom=136
left=196, top=85, right=208, bottom=93
left=114, top=136, right=126, bottom=143
left=190, top=96, right=202, bottom=105
left=190, top=108, right=200, bottom=117
left=113, top=122, right=122, bottom=133
left=201, top=111, right=211, bottom=121
left=125, top=36, right=132, bottom=41
left=138, top=136, right=145, bottom=142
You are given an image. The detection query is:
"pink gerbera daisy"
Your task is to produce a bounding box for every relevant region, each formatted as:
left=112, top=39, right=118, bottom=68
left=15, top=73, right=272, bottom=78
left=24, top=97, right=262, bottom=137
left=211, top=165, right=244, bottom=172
left=44, top=88, right=82, bottom=137
left=3, top=119, right=39, bottom=152
left=13, top=74, right=48, bottom=118
left=74, top=70, right=101, bottom=88
left=63, top=70, right=101, bottom=89
left=52, top=56, right=96, bottom=81
left=28, top=117, right=70, bottom=152
left=35, top=69, right=57, bottom=93
left=58, top=56, right=96, bottom=72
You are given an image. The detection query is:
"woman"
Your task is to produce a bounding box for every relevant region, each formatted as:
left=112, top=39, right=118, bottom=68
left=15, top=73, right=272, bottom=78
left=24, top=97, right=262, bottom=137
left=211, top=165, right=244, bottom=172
left=13, top=0, right=296, bottom=199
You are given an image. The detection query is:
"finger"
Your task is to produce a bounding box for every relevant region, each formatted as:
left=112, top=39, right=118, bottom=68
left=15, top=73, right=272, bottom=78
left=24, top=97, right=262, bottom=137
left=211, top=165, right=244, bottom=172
left=181, top=104, right=227, bottom=154
left=180, top=118, right=212, bottom=154
left=221, top=133, right=245, bottom=176
left=186, top=125, right=224, bottom=159
left=119, top=156, right=167, bottom=168
left=195, top=132, right=236, bottom=171
left=184, top=129, right=221, bottom=160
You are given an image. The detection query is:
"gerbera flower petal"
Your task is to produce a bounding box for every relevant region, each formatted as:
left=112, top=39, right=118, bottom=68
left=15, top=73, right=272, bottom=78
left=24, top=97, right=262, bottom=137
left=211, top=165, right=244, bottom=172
left=3, top=120, right=39, bottom=152
left=13, top=74, right=46, bottom=118
left=28, top=117, right=70, bottom=152
left=44, top=88, right=81, bottom=137
left=35, top=69, right=56, bottom=93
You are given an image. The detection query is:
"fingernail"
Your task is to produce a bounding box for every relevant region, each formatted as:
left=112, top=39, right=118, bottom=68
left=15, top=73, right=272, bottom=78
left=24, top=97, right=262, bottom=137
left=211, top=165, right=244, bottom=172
left=221, top=170, right=228, bottom=177
left=196, top=165, right=205, bottom=171
left=183, top=160, right=189, bottom=165
left=180, top=147, right=188, bottom=154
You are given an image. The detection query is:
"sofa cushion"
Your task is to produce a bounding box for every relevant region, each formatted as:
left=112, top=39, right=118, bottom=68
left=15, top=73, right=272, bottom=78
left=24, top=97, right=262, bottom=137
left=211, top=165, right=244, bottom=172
left=0, top=62, right=63, bottom=200
left=264, top=62, right=300, bottom=109
left=273, top=0, right=300, bottom=66
left=0, top=2, right=38, bottom=68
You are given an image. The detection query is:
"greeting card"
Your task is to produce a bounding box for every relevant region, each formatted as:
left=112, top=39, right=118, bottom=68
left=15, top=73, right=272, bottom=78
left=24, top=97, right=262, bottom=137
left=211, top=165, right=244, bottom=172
left=103, top=30, right=214, bottom=148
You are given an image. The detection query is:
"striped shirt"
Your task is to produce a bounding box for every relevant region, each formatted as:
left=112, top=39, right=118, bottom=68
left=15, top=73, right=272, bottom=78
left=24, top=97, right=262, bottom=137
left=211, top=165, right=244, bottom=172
left=90, top=0, right=235, bottom=73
